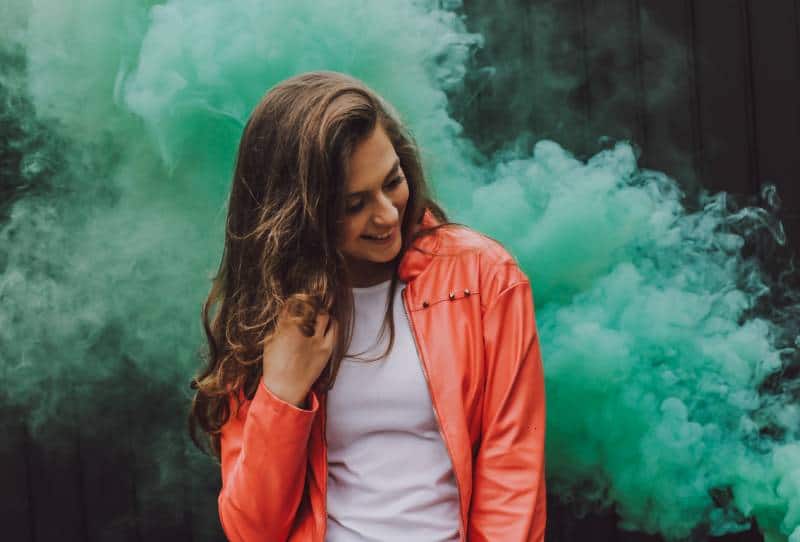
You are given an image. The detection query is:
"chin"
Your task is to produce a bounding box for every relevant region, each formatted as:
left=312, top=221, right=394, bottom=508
left=369, top=246, right=400, bottom=263
left=364, top=240, right=401, bottom=263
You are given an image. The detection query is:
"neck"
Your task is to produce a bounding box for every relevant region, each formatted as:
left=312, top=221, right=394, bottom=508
left=345, top=258, right=395, bottom=288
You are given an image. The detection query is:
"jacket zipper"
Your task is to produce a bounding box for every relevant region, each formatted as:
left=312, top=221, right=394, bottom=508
left=401, top=286, right=465, bottom=542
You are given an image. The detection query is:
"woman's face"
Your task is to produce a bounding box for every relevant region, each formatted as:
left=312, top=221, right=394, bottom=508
left=338, top=123, right=410, bottom=285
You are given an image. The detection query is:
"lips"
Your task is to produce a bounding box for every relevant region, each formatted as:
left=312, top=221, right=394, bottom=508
left=361, top=228, right=395, bottom=241
left=364, top=232, right=391, bottom=240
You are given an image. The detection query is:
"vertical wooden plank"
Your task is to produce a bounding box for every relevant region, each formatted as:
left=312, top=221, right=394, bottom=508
left=579, top=0, right=645, bottom=152
left=630, top=0, right=649, bottom=154
left=75, top=332, right=142, bottom=541
left=637, top=0, right=703, bottom=193
left=746, top=0, right=800, bottom=213
left=79, top=427, right=141, bottom=542
left=0, top=415, right=34, bottom=542
left=690, top=0, right=754, bottom=196
left=27, top=425, right=89, bottom=542
left=457, top=0, right=595, bottom=157
left=739, top=0, right=761, bottom=195
left=22, top=379, right=90, bottom=542
left=455, top=0, right=526, bottom=155
left=576, top=0, right=593, bottom=155
left=187, top=441, right=225, bottom=542
left=543, top=497, right=620, bottom=542
left=123, top=362, right=193, bottom=541
left=1, top=356, right=35, bottom=541
left=529, top=0, right=594, bottom=152
left=795, top=0, right=800, bottom=255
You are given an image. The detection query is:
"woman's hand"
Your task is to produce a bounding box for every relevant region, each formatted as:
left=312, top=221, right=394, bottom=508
left=261, top=300, right=338, bottom=407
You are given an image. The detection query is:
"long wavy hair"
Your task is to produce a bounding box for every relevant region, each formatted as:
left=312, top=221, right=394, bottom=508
left=189, top=71, right=450, bottom=456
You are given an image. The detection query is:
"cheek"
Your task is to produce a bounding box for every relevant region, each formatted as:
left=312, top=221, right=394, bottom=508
left=339, top=217, right=363, bottom=247
left=396, top=183, right=410, bottom=208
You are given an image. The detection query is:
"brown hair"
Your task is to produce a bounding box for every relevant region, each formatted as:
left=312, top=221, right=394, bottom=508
left=188, top=71, right=449, bottom=456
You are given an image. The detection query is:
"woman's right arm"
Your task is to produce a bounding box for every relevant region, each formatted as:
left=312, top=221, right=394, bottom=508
left=218, top=305, right=336, bottom=542
left=218, top=381, right=319, bottom=542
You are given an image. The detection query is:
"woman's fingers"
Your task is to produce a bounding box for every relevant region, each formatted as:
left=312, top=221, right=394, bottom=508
left=316, top=311, right=336, bottom=357
left=315, top=310, right=330, bottom=337
left=322, top=318, right=337, bottom=353
left=323, top=314, right=334, bottom=336
left=325, top=317, right=337, bottom=338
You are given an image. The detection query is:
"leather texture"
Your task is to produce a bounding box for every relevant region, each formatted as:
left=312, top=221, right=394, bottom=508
left=217, top=209, right=547, bottom=541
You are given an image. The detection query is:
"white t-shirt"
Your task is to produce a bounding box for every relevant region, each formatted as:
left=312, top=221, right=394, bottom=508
left=325, top=278, right=460, bottom=542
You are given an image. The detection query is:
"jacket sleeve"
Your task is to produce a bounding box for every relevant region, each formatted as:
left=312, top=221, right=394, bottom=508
left=468, top=279, right=547, bottom=541
left=218, top=379, right=319, bottom=542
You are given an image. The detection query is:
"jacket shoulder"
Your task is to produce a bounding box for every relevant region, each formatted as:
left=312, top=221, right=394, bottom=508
left=436, top=225, right=512, bottom=262
left=435, top=225, right=529, bottom=305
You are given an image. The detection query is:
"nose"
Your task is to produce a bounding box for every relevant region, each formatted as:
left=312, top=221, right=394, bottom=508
left=372, top=192, right=399, bottom=227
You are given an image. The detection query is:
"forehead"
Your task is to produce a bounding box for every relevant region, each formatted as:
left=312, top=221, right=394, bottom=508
left=345, top=124, right=398, bottom=192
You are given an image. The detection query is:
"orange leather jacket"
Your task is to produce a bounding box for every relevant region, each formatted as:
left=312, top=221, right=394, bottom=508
left=218, top=209, right=547, bottom=541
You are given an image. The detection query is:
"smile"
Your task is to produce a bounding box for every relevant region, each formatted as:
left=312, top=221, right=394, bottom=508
left=361, top=228, right=395, bottom=242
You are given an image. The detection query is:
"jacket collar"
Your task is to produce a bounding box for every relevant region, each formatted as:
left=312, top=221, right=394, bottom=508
left=397, top=208, right=441, bottom=283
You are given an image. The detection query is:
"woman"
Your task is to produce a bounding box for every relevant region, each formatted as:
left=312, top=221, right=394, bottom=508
left=189, top=71, right=546, bottom=542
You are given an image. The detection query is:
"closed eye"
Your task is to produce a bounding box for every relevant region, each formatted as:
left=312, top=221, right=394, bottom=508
left=386, top=175, right=405, bottom=189
left=345, top=201, right=364, bottom=214
left=345, top=176, right=406, bottom=214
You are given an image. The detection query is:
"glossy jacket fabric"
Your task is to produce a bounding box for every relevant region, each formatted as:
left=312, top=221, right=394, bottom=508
left=217, top=209, right=547, bottom=541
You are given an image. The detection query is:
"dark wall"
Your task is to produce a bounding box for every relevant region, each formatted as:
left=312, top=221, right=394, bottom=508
left=452, top=0, right=799, bottom=540
left=3, top=1, right=798, bottom=541
left=456, top=0, right=800, bottom=255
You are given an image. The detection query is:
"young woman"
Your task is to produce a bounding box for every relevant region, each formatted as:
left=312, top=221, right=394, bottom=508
left=189, top=71, right=546, bottom=542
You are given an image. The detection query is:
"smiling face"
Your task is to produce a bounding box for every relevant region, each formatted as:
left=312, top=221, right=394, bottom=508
left=338, top=122, right=410, bottom=287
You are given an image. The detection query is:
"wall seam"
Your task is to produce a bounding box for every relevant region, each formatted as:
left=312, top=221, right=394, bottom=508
left=740, top=0, right=761, bottom=196
left=686, top=0, right=704, bottom=184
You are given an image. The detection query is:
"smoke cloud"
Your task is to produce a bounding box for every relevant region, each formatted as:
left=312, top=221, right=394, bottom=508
left=1, top=0, right=798, bottom=540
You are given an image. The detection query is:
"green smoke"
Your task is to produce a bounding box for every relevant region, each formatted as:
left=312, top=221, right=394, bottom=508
left=1, top=1, right=798, bottom=541
left=460, top=142, right=797, bottom=540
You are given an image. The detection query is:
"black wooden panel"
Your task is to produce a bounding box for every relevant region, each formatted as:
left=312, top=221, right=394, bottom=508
left=579, top=0, right=646, bottom=149
left=2, top=3, right=798, bottom=542
left=691, top=0, right=756, bottom=195
left=135, top=443, right=190, bottom=541
left=546, top=496, right=763, bottom=541
left=118, top=358, right=192, bottom=541
left=637, top=0, right=702, bottom=193
left=27, top=426, right=88, bottom=542
left=187, top=444, right=226, bottom=542
left=0, top=418, right=33, bottom=542
left=747, top=0, right=800, bottom=212
left=79, top=428, right=141, bottom=542
left=457, top=0, right=592, bottom=157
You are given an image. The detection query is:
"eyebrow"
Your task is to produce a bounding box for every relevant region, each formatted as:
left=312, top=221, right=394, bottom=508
left=346, top=158, right=401, bottom=198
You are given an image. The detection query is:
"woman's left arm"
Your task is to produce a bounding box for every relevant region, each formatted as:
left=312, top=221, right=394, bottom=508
left=468, top=278, right=547, bottom=542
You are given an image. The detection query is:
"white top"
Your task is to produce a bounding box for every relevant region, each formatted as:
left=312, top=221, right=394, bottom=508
left=325, top=278, right=460, bottom=542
